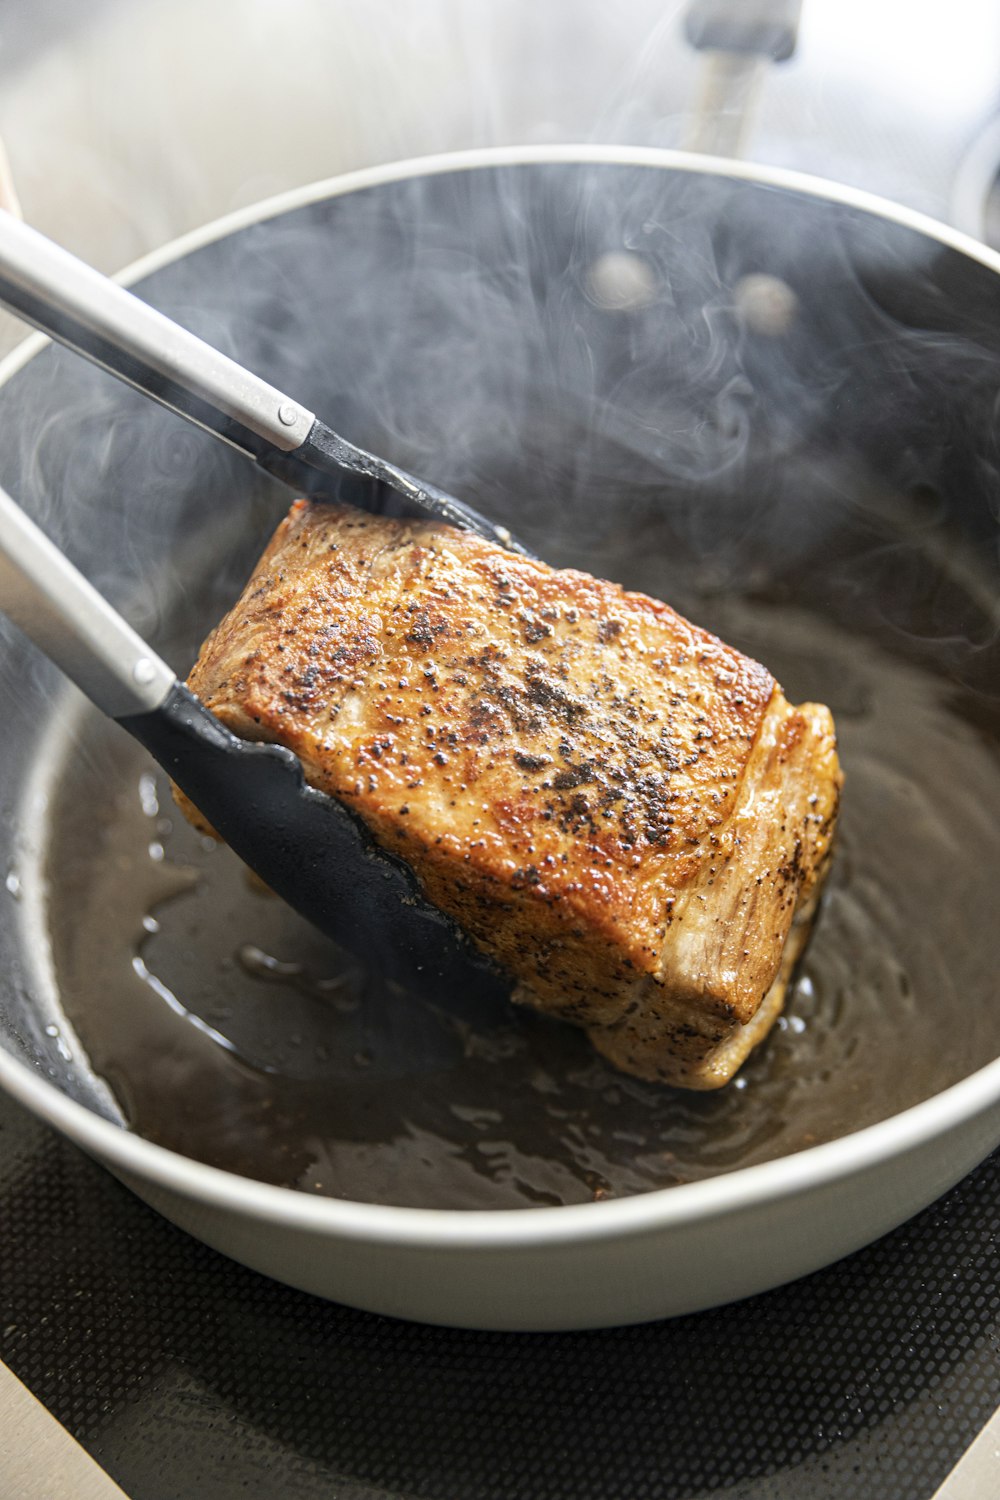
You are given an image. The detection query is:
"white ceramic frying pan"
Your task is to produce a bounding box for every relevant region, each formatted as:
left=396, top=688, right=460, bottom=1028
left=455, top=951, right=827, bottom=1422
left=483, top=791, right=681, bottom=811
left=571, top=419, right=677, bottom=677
left=1, top=147, right=1000, bottom=1330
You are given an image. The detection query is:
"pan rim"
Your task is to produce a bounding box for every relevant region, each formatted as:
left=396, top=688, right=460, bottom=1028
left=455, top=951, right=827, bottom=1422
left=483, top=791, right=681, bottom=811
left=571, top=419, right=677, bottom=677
left=4, top=142, right=1000, bottom=388
left=2, top=141, right=999, bottom=1251
left=2, top=1031, right=999, bottom=1247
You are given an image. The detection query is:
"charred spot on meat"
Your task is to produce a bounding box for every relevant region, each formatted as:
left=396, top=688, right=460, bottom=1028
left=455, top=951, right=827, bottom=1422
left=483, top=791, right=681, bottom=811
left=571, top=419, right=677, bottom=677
left=178, top=500, right=842, bottom=1089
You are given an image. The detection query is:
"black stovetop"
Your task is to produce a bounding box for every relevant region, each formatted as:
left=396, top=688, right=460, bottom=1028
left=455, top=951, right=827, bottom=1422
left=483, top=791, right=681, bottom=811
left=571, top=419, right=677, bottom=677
left=1, top=1087, right=997, bottom=1500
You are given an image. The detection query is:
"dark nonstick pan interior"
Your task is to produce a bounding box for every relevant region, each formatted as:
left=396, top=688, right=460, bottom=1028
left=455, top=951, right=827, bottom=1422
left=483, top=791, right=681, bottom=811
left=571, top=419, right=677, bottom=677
left=3, top=159, right=1000, bottom=1210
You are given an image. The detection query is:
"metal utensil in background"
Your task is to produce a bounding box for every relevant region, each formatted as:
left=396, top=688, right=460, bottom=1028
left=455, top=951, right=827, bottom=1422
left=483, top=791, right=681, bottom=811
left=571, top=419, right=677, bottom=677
left=0, top=481, right=509, bottom=1009
left=0, top=212, right=526, bottom=554
left=682, top=0, right=803, bottom=157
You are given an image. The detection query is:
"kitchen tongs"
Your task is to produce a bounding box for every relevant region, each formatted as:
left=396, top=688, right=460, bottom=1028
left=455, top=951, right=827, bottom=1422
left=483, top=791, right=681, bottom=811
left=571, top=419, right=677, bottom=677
left=0, top=483, right=509, bottom=1004
left=0, top=213, right=525, bottom=553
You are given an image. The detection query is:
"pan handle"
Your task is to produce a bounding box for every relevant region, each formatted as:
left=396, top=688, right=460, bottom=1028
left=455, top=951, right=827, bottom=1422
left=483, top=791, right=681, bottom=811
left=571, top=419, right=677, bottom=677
left=0, top=484, right=174, bottom=718
left=0, top=212, right=314, bottom=459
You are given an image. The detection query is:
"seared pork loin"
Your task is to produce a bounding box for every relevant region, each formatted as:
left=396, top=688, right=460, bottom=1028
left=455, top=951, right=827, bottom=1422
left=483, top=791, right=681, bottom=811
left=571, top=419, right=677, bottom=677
left=181, top=500, right=842, bottom=1089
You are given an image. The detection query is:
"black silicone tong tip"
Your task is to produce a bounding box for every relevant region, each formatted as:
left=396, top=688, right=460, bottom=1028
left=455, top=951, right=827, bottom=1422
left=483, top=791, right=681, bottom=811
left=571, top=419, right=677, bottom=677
left=120, top=684, right=513, bottom=1008
left=260, top=417, right=536, bottom=558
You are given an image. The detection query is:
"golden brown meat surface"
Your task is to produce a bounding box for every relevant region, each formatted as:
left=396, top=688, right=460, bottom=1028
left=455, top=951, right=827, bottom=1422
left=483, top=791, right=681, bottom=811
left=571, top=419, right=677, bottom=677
left=183, top=500, right=842, bottom=1088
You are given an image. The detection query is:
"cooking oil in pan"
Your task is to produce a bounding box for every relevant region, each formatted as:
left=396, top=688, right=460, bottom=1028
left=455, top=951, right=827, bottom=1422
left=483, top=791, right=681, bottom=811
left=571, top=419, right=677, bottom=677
left=42, top=590, right=1000, bottom=1209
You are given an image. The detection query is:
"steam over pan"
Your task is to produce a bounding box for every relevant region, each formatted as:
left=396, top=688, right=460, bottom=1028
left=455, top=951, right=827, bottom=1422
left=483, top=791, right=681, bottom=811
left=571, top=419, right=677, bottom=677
left=2, top=147, right=1000, bottom=1330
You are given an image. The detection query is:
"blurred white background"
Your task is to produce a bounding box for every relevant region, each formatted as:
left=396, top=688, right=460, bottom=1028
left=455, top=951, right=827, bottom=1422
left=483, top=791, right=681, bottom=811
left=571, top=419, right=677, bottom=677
left=0, top=0, right=997, bottom=271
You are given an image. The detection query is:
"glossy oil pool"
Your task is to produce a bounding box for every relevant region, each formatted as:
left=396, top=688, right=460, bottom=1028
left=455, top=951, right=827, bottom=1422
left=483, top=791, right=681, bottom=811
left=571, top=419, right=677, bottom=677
left=42, top=568, right=1000, bottom=1209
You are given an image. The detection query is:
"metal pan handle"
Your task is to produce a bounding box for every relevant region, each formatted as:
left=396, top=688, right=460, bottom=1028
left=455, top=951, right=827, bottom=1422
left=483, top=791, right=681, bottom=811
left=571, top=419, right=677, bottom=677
left=0, top=213, right=314, bottom=459
left=0, top=484, right=174, bottom=718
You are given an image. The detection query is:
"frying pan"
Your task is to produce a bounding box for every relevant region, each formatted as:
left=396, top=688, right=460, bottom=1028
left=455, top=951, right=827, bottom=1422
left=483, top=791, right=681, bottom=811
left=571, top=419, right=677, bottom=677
left=2, top=145, right=1000, bottom=1331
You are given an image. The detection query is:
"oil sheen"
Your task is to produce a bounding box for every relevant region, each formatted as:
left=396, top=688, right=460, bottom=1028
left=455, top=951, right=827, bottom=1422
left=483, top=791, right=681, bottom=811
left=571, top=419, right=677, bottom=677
left=45, top=593, right=1000, bottom=1209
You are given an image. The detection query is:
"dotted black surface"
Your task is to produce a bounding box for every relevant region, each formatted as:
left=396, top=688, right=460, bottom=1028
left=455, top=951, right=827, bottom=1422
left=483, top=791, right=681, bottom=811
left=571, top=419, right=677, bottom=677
left=1, top=1091, right=998, bottom=1500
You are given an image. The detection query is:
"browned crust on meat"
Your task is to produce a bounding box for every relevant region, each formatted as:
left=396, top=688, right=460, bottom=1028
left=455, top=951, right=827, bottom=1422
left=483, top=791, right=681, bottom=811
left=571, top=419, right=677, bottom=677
left=183, top=500, right=842, bottom=1087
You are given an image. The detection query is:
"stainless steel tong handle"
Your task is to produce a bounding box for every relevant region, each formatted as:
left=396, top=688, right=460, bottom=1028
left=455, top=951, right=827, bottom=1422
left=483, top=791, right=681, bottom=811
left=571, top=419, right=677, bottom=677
left=0, top=484, right=174, bottom=718
left=0, top=213, right=315, bottom=457
left=0, top=213, right=529, bottom=555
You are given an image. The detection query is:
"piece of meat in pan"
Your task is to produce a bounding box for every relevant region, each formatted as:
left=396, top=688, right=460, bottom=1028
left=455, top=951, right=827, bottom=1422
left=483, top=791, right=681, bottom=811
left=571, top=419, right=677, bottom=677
left=180, top=500, right=842, bottom=1089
